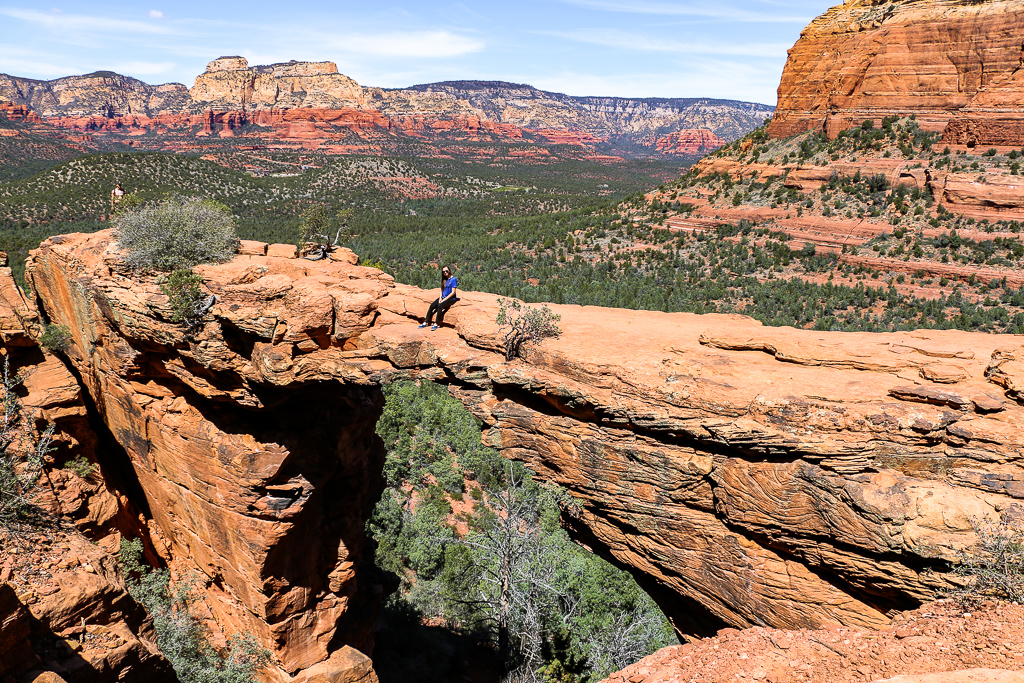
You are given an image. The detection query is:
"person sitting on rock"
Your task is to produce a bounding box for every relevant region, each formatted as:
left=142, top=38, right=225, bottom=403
left=419, top=266, right=458, bottom=331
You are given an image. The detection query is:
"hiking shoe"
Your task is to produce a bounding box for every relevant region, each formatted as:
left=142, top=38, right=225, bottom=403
left=418, top=323, right=428, bottom=328
left=431, top=325, right=438, bottom=331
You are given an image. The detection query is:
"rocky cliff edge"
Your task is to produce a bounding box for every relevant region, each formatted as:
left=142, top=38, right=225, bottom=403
left=18, top=230, right=1024, bottom=676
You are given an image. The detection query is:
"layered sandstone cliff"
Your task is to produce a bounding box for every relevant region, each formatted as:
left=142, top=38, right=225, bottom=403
left=23, top=231, right=1024, bottom=677
left=0, top=72, right=189, bottom=119
left=190, top=57, right=369, bottom=112
left=1, top=252, right=175, bottom=682
left=25, top=236, right=390, bottom=680
left=652, top=129, right=724, bottom=155
left=0, top=58, right=769, bottom=150
left=394, top=81, right=771, bottom=141
left=768, top=0, right=1024, bottom=144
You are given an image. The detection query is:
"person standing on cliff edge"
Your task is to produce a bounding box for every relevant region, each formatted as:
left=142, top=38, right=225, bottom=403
left=419, top=266, right=458, bottom=331
left=110, top=182, right=125, bottom=213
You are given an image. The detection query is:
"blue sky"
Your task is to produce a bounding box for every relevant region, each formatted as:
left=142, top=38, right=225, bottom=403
left=0, top=0, right=834, bottom=105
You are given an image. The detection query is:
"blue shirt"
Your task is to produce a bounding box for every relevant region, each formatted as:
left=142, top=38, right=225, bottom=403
left=441, top=276, right=458, bottom=299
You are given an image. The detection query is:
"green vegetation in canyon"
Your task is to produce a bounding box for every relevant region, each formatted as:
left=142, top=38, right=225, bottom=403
left=368, top=380, right=674, bottom=683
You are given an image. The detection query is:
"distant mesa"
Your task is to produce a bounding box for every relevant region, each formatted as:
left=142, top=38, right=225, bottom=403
left=0, top=56, right=772, bottom=156
left=204, top=56, right=249, bottom=72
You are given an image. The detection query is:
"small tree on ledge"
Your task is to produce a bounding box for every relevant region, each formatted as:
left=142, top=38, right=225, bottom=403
left=496, top=299, right=561, bottom=361
left=299, top=206, right=352, bottom=261
left=159, top=269, right=215, bottom=335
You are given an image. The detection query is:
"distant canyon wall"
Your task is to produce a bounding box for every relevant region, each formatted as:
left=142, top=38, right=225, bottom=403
left=0, top=57, right=772, bottom=151
left=769, top=0, right=1024, bottom=146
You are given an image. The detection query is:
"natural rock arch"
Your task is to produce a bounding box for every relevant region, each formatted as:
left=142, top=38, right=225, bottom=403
left=23, top=231, right=1024, bottom=679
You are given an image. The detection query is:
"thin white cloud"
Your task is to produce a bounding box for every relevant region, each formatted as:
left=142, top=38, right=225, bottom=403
left=109, top=60, right=176, bottom=76
left=522, top=56, right=782, bottom=103
left=542, top=28, right=789, bottom=57
left=0, top=7, right=177, bottom=34
left=149, top=9, right=164, bottom=19
left=556, top=0, right=810, bottom=23
left=0, top=54, right=77, bottom=78
left=190, top=28, right=484, bottom=66
left=322, top=31, right=484, bottom=58
left=445, top=3, right=489, bottom=23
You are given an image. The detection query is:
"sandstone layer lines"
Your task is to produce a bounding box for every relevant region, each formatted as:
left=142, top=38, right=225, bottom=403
left=769, top=0, right=1024, bottom=146
left=25, top=231, right=1024, bottom=667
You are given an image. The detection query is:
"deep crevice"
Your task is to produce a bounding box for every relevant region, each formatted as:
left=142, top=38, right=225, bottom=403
left=57, top=351, right=152, bottom=521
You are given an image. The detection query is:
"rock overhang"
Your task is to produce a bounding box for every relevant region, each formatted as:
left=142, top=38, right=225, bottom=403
left=21, top=228, right=1024, bottom=672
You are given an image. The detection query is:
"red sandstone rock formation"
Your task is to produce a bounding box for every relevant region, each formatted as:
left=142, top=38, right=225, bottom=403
left=696, top=153, right=1024, bottom=219
left=23, top=231, right=1024, bottom=670
left=532, top=128, right=605, bottom=145
left=27, top=235, right=390, bottom=680
left=2, top=253, right=174, bottom=682
left=600, top=600, right=1024, bottom=683
left=1, top=253, right=144, bottom=551
left=652, top=129, right=723, bottom=155
left=768, top=0, right=1024, bottom=143
left=0, top=100, right=40, bottom=124
left=929, top=172, right=1024, bottom=220
left=2, top=57, right=771, bottom=152
left=0, top=529, right=174, bottom=682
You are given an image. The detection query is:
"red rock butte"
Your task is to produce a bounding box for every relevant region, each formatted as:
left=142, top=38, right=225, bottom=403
left=10, top=230, right=1022, bottom=679
left=768, top=0, right=1024, bottom=145
left=0, top=56, right=771, bottom=154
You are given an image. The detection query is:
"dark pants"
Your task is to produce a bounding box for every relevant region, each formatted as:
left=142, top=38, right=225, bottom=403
left=425, top=297, right=457, bottom=326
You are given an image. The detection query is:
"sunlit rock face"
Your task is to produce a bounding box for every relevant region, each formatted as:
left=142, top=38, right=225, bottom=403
left=0, top=72, right=190, bottom=118
left=26, top=231, right=1024, bottom=676
left=190, top=57, right=369, bottom=112
left=0, top=58, right=770, bottom=153
left=27, top=233, right=390, bottom=679
left=768, top=0, right=1024, bottom=145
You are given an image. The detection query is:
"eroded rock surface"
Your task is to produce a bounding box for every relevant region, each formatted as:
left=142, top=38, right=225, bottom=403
left=0, top=528, right=174, bottom=682
left=24, top=230, right=1024, bottom=674
left=27, top=235, right=390, bottom=679
left=600, top=600, right=1024, bottom=683
left=768, top=0, right=1024, bottom=144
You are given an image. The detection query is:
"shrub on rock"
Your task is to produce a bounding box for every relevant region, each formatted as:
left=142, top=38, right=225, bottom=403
left=160, top=269, right=206, bottom=323
left=496, top=298, right=562, bottom=361
left=114, top=195, right=238, bottom=270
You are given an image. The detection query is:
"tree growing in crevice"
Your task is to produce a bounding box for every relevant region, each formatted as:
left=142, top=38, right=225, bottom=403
left=119, top=538, right=270, bottom=682
left=496, top=299, right=562, bottom=361
left=299, top=205, right=352, bottom=261
left=159, top=269, right=216, bottom=334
